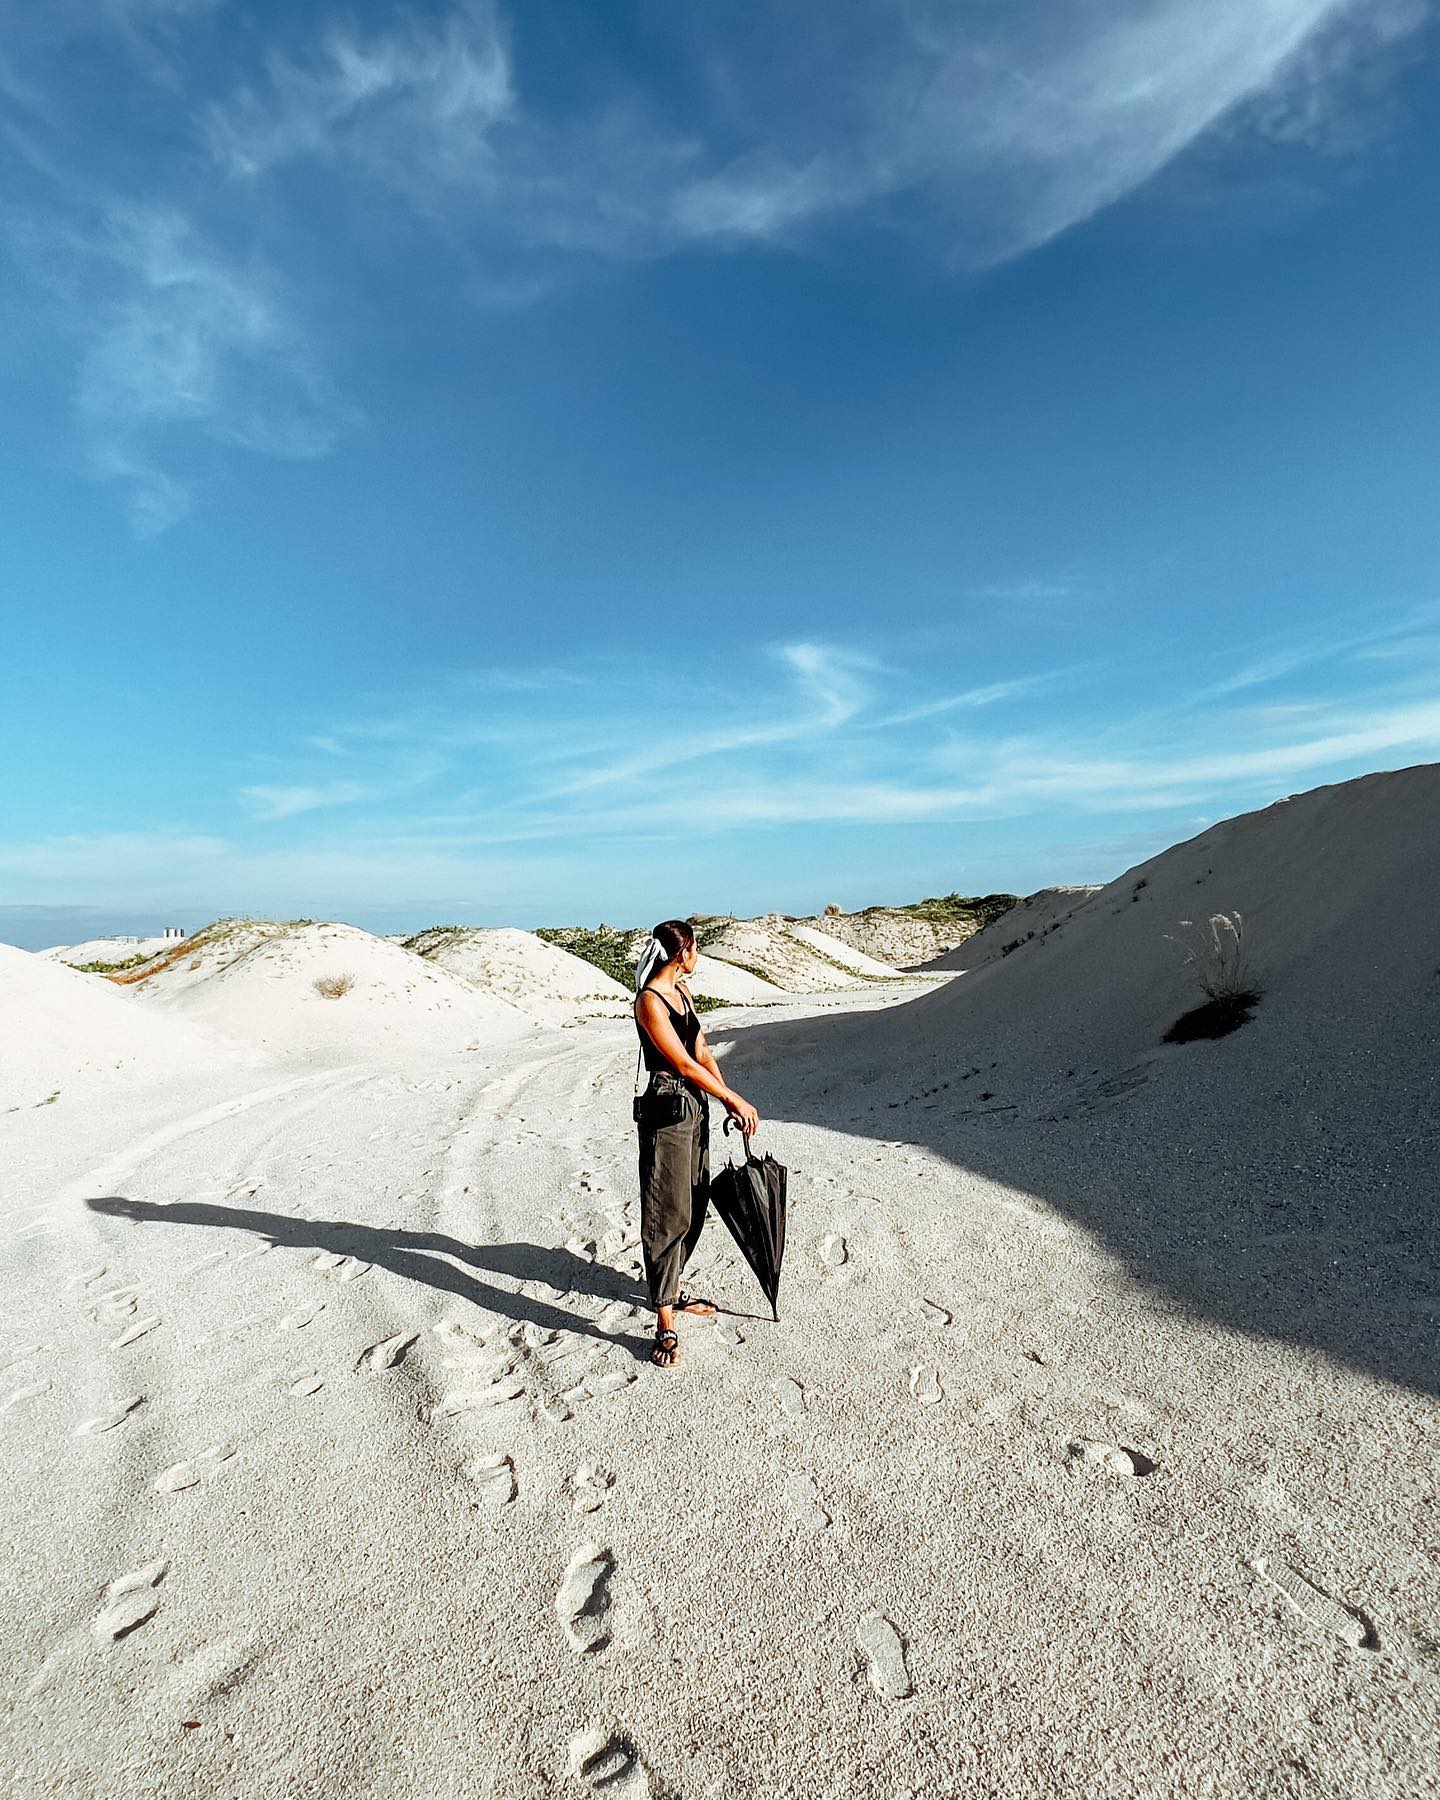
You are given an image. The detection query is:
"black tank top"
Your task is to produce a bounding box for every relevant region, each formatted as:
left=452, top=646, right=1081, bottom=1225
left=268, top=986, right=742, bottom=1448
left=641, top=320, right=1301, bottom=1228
left=635, top=984, right=700, bottom=1074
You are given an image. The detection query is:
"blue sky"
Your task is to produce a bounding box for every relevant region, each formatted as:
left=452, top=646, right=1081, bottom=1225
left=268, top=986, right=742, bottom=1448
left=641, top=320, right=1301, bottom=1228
left=3, top=0, right=1439, bottom=948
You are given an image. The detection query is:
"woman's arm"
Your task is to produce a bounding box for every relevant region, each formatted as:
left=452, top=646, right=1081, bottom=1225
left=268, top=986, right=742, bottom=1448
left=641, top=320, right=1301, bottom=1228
left=636, top=993, right=758, bottom=1131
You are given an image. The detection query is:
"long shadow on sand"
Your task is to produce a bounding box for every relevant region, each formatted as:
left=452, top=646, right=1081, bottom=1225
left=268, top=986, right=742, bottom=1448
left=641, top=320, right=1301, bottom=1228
left=718, top=998, right=1440, bottom=1400
left=85, top=1195, right=648, bottom=1351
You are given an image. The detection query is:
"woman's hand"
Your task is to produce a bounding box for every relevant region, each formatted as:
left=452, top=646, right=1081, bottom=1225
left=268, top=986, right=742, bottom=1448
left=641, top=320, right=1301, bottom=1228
left=726, top=1094, right=759, bottom=1138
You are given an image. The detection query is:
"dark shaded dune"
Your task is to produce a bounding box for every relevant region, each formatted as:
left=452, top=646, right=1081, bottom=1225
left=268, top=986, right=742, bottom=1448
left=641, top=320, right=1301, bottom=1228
left=723, top=764, right=1440, bottom=1396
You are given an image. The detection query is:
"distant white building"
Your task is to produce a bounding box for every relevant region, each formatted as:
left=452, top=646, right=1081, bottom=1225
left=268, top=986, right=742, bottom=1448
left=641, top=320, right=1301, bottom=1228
left=162, top=926, right=185, bottom=940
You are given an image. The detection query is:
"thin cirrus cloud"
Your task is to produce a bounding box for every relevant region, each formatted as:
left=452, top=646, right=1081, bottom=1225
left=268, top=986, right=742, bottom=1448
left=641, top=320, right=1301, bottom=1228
left=2, top=0, right=1425, bottom=531
left=204, top=0, right=1406, bottom=266
left=4, top=634, right=1439, bottom=918
left=223, top=625, right=1440, bottom=848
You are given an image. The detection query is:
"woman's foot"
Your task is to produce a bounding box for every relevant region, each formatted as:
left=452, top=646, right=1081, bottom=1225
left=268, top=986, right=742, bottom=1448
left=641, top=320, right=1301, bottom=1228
left=675, top=1291, right=717, bottom=1317
left=650, top=1327, right=679, bottom=1369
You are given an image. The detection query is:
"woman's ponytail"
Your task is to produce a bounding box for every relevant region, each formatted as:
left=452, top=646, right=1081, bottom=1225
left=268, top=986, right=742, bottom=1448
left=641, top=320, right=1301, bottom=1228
left=635, top=918, right=696, bottom=990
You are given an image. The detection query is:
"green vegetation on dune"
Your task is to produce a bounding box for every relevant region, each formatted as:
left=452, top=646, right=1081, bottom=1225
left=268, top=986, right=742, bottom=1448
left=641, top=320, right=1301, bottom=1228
left=72, top=952, right=154, bottom=975
left=535, top=925, right=638, bottom=989
left=892, top=892, right=1019, bottom=928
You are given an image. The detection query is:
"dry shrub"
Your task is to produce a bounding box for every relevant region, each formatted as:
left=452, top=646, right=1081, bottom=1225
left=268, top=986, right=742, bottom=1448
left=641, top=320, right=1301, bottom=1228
left=1163, top=911, right=1259, bottom=1043
left=1168, top=910, right=1252, bottom=1000
left=314, top=973, right=355, bottom=1000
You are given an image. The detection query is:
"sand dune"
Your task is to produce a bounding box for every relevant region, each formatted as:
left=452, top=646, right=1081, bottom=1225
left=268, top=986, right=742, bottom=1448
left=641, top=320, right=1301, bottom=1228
left=128, top=919, right=532, bottom=1059
left=783, top=921, right=909, bottom=978
left=703, top=916, right=899, bottom=993
left=924, top=885, right=1104, bottom=971
left=0, top=942, right=255, bottom=1111
left=2, top=767, right=1436, bottom=1796
left=407, top=926, right=633, bottom=1025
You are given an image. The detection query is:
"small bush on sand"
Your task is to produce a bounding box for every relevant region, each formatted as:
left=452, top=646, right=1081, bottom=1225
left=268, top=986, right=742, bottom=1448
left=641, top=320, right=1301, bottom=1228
left=1163, top=911, right=1260, bottom=1042
left=314, top=973, right=355, bottom=999
left=75, top=953, right=152, bottom=975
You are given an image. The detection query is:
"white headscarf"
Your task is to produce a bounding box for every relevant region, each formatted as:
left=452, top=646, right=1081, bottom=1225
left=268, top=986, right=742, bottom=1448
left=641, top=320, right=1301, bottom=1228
left=634, top=934, right=667, bottom=993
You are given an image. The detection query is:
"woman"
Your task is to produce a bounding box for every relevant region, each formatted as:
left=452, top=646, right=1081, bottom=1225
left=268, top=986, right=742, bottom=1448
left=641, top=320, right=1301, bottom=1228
left=633, top=919, right=759, bottom=1369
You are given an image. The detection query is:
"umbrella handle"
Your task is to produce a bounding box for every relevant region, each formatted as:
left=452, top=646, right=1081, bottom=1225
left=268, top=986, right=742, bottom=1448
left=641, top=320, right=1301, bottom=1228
left=722, top=1114, right=757, bottom=1161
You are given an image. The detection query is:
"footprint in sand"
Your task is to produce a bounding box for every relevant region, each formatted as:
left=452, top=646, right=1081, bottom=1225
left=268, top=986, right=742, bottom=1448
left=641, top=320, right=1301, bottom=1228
left=568, top=1725, right=651, bottom=1797
left=856, top=1610, right=913, bottom=1701
left=462, top=1452, right=517, bottom=1507
left=432, top=1320, right=493, bottom=1354
left=585, top=1370, right=636, bottom=1399
left=2, top=1380, right=52, bottom=1411
left=595, top=1304, right=635, bottom=1336
left=67, top=1265, right=107, bottom=1288
left=287, top=1370, right=325, bottom=1398
left=155, top=1444, right=237, bottom=1494
left=1063, top=1438, right=1156, bottom=1478
left=336, top=1258, right=372, bottom=1283
left=1250, top=1557, right=1375, bottom=1650
left=914, top=1299, right=952, bottom=1327
left=556, top=1544, right=615, bottom=1653
left=280, top=1301, right=327, bottom=1331
left=185, top=1251, right=229, bottom=1277
left=908, top=1366, right=943, bottom=1406
left=573, top=1464, right=616, bottom=1515
left=819, top=1234, right=849, bottom=1269
left=783, top=1472, right=831, bottom=1533
left=566, top=1238, right=598, bottom=1261
left=93, top=1558, right=168, bottom=1643
left=94, top=1290, right=139, bottom=1325
left=75, top=1396, right=145, bottom=1436
left=424, top=1379, right=525, bottom=1421
left=112, top=1317, right=162, bottom=1350
left=358, top=1331, right=418, bottom=1372
left=771, top=1378, right=807, bottom=1420
left=311, top=1252, right=346, bottom=1274
left=713, top=1318, right=745, bottom=1348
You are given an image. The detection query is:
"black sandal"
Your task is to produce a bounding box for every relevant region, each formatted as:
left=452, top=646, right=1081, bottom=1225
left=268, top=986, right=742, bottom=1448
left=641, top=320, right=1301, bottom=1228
left=676, top=1291, right=717, bottom=1316
left=650, top=1328, right=679, bottom=1369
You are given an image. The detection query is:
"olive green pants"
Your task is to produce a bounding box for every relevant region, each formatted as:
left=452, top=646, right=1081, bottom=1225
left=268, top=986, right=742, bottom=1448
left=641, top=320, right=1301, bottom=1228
left=636, top=1074, right=710, bottom=1311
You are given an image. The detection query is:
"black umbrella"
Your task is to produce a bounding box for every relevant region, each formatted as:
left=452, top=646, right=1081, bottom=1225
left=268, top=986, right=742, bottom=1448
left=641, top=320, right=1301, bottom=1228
left=709, top=1117, right=788, bottom=1321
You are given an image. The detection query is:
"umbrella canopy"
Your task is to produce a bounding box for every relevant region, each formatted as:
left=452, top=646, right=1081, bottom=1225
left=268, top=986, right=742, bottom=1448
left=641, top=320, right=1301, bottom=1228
left=708, top=1118, right=788, bottom=1321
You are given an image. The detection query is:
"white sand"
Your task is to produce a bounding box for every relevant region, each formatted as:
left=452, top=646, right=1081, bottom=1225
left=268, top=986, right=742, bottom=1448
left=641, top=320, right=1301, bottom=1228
left=687, top=952, right=789, bottom=1005
left=129, top=920, right=533, bottom=1059
left=0, top=943, right=257, bottom=1112
left=783, top=922, right=907, bottom=978
left=703, top=917, right=883, bottom=993
left=408, top=927, right=633, bottom=1025
left=2, top=765, right=1437, bottom=1797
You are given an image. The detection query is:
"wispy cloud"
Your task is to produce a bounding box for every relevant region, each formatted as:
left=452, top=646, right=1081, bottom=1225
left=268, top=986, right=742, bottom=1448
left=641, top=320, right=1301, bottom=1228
left=237, top=783, right=370, bottom=822
left=227, top=621, right=1440, bottom=842
left=874, top=668, right=1082, bottom=729
left=5, top=193, right=350, bottom=533
left=5, top=626, right=1438, bottom=920
left=204, top=6, right=513, bottom=182
left=197, top=0, right=1406, bottom=270
left=2, top=0, right=1423, bottom=530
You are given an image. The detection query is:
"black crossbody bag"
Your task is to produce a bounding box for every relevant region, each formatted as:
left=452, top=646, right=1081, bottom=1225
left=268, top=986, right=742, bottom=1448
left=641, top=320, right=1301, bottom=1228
left=632, top=1087, right=690, bottom=1127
